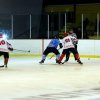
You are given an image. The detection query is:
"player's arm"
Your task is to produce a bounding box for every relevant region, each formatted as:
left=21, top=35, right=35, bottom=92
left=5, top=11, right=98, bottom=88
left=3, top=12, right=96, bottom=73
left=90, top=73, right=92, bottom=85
left=71, top=37, right=78, bottom=45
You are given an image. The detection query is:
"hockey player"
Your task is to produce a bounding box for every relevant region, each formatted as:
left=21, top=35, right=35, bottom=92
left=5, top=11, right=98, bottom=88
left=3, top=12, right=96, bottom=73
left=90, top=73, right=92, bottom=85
left=64, top=29, right=78, bottom=62
left=39, top=35, right=63, bottom=64
left=57, top=33, right=83, bottom=64
left=0, top=34, right=13, bottom=68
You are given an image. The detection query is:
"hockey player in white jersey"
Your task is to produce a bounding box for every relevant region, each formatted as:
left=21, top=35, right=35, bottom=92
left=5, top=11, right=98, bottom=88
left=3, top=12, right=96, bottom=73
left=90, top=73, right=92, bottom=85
left=64, top=29, right=78, bottom=62
left=0, top=34, right=13, bottom=68
left=57, top=33, right=83, bottom=64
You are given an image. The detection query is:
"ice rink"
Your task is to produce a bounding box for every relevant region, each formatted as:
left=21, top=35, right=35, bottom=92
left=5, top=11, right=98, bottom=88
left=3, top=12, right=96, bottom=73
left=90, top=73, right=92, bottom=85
left=0, top=56, right=100, bottom=100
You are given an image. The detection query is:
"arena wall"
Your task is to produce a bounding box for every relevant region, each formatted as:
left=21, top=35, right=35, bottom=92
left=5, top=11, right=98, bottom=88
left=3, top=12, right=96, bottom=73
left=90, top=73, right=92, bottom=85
left=8, top=39, right=100, bottom=58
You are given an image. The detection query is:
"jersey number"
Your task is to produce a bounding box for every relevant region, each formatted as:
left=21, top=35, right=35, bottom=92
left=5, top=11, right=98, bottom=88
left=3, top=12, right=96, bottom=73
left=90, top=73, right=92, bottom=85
left=0, top=40, right=5, bottom=45
left=65, top=39, right=70, bottom=42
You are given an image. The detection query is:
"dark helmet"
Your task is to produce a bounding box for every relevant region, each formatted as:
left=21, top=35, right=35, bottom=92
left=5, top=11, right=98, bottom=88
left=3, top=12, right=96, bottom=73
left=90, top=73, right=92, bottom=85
left=69, top=29, right=74, bottom=34
left=53, top=34, right=59, bottom=39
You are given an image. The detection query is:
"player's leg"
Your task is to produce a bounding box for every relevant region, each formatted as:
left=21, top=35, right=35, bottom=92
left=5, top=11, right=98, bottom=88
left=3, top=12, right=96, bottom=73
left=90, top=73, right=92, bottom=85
left=64, top=45, right=78, bottom=62
left=0, top=52, right=9, bottom=68
left=56, top=49, right=67, bottom=64
left=75, top=53, right=83, bottom=64
left=53, top=48, right=60, bottom=63
left=74, top=44, right=78, bottom=60
left=0, top=52, right=4, bottom=67
left=39, top=47, right=50, bottom=64
left=4, top=52, right=9, bottom=68
left=65, top=51, right=70, bottom=62
left=4, top=58, right=8, bottom=68
left=70, top=48, right=83, bottom=64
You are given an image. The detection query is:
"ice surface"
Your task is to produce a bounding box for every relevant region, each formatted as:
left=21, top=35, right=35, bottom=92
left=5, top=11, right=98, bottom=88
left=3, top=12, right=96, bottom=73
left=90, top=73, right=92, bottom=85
left=0, top=56, right=100, bottom=100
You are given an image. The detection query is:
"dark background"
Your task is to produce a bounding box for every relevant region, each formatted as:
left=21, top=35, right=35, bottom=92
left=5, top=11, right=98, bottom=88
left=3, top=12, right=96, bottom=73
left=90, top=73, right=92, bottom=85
left=0, top=0, right=99, bottom=39
left=0, top=0, right=99, bottom=14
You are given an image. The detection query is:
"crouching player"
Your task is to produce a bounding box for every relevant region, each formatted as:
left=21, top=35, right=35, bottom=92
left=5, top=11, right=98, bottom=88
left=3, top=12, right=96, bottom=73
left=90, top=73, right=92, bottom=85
left=0, top=34, right=13, bottom=68
left=39, top=35, right=63, bottom=64
left=57, top=33, right=83, bottom=65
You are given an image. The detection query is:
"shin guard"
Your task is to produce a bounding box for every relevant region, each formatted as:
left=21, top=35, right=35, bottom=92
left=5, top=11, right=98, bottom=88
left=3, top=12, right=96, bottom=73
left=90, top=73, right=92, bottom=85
left=59, top=54, right=65, bottom=62
left=75, top=53, right=80, bottom=60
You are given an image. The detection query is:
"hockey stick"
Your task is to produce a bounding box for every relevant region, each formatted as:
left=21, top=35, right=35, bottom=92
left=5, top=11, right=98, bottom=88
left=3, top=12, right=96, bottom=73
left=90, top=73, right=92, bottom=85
left=49, top=48, right=61, bottom=59
left=13, top=49, right=30, bottom=53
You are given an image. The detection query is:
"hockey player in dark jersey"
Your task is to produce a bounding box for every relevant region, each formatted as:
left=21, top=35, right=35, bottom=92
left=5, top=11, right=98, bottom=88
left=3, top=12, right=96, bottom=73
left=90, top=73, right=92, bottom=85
left=39, top=35, right=63, bottom=64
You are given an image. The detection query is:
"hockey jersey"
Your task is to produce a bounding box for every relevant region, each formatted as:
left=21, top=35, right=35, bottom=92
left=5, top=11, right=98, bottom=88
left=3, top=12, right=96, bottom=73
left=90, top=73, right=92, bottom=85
left=0, top=38, right=12, bottom=52
left=62, top=35, right=78, bottom=49
left=48, top=39, right=60, bottom=48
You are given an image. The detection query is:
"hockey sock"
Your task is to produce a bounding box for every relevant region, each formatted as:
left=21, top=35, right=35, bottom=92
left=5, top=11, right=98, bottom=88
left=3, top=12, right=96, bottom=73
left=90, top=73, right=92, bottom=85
left=56, top=54, right=60, bottom=60
left=42, top=55, right=46, bottom=60
left=4, top=58, right=8, bottom=66
left=75, top=53, right=80, bottom=60
left=59, top=54, right=65, bottom=62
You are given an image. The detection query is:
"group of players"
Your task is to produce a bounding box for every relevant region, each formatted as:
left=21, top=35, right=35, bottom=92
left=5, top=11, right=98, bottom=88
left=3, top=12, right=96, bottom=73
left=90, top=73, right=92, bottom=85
left=0, top=28, right=83, bottom=69
left=39, top=29, right=83, bottom=65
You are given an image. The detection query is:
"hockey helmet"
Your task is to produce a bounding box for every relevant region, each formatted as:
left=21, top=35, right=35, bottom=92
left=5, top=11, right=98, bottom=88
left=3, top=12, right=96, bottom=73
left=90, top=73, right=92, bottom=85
left=64, top=32, right=68, bottom=37
left=54, top=34, right=59, bottom=39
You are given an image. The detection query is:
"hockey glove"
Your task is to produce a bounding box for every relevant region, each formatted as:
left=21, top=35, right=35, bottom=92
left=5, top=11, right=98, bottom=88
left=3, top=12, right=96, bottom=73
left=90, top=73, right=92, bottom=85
left=59, top=43, right=63, bottom=48
left=8, top=47, right=13, bottom=51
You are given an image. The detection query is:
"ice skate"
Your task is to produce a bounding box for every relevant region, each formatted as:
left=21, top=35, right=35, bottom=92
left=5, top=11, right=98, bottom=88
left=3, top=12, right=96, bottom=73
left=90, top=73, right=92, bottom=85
left=77, top=60, right=83, bottom=65
left=0, top=65, right=7, bottom=68
left=56, top=60, right=63, bottom=64
left=39, top=59, right=44, bottom=64
left=62, top=59, right=68, bottom=64
left=56, top=59, right=59, bottom=63
left=4, top=65, right=7, bottom=68
left=0, top=65, right=4, bottom=68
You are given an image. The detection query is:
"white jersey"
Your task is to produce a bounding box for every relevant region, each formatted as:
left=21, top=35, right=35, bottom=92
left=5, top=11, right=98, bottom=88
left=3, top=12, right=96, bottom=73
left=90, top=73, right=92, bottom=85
left=0, top=38, right=9, bottom=52
left=62, top=35, right=78, bottom=49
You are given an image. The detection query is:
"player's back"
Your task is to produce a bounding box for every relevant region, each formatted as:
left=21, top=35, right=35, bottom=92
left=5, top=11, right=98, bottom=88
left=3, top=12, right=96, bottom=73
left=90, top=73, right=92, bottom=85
left=48, top=39, right=60, bottom=48
left=0, top=38, right=9, bottom=52
left=62, top=35, right=77, bottom=49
